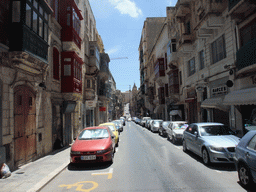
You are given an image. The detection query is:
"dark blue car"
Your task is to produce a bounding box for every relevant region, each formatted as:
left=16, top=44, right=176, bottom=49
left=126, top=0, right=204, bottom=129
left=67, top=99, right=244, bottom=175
left=235, top=130, right=256, bottom=188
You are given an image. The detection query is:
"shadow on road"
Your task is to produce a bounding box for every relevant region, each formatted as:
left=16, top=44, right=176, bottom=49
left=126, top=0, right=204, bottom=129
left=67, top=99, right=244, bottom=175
left=67, top=162, right=112, bottom=171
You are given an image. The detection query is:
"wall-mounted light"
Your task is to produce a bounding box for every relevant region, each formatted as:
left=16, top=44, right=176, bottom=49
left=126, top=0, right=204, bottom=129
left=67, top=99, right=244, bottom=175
left=39, top=82, right=46, bottom=90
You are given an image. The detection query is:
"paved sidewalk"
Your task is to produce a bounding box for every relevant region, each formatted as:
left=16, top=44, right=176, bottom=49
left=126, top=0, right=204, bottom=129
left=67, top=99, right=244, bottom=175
left=0, top=146, right=70, bottom=192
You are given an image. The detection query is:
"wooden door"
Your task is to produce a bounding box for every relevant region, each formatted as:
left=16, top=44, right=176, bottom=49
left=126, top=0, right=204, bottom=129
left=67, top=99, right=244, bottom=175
left=14, top=86, right=36, bottom=166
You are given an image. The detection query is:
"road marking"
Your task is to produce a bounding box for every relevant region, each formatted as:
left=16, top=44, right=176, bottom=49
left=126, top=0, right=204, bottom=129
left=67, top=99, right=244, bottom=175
left=59, top=181, right=98, bottom=192
left=91, top=168, right=113, bottom=179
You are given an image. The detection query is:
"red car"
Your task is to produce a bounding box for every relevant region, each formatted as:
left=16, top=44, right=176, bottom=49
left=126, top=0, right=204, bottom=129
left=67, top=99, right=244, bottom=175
left=70, top=126, right=116, bottom=163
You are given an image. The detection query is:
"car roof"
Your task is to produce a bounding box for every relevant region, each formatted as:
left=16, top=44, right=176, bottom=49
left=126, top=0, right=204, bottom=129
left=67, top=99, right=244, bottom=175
left=171, top=121, right=187, bottom=123
left=190, top=122, right=224, bottom=126
left=83, top=126, right=108, bottom=130
left=239, top=130, right=256, bottom=148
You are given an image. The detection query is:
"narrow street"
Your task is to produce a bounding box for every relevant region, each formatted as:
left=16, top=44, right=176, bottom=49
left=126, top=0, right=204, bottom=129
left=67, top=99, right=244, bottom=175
left=40, top=121, right=245, bottom=192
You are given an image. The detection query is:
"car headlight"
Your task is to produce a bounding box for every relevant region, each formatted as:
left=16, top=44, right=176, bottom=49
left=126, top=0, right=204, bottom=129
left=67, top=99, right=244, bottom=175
left=97, top=147, right=112, bottom=154
left=71, top=151, right=81, bottom=155
left=209, top=146, right=226, bottom=152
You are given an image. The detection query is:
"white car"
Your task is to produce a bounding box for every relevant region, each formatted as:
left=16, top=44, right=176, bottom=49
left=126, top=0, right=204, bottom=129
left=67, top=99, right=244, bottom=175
left=167, top=121, right=188, bottom=144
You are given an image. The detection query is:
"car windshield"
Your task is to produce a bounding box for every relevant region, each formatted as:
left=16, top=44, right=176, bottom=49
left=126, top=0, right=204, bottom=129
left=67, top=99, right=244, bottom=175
left=106, top=125, right=116, bottom=132
left=78, top=129, right=109, bottom=140
left=200, top=125, right=234, bottom=136
left=173, top=123, right=188, bottom=129
left=154, top=121, right=162, bottom=124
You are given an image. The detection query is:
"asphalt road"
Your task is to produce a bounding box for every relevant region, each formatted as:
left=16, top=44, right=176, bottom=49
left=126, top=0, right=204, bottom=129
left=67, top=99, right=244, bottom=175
left=40, top=121, right=248, bottom=192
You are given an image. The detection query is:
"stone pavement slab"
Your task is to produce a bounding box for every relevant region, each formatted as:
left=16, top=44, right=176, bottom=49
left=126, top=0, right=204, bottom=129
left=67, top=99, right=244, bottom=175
left=0, top=146, right=70, bottom=192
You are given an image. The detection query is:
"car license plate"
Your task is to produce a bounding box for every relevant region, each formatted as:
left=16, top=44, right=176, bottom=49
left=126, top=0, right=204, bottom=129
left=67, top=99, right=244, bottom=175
left=81, top=155, right=96, bottom=160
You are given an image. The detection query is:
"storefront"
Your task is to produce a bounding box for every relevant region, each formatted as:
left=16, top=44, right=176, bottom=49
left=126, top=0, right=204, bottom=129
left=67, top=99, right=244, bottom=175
left=223, top=86, right=256, bottom=135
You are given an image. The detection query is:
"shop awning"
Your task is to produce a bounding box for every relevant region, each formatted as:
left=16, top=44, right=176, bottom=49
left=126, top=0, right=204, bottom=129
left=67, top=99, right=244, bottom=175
left=201, top=97, right=229, bottom=111
left=169, top=110, right=182, bottom=117
left=223, top=87, right=256, bottom=105
left=154, top=105, right=165, bottom=113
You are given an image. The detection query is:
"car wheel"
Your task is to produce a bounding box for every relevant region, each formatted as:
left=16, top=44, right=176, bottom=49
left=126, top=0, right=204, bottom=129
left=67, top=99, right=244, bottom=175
left=183, top=140, right=187, bottom=152
left=202, top=148, right=210, bottom=165
left=238, top=164, right=253, bottom=188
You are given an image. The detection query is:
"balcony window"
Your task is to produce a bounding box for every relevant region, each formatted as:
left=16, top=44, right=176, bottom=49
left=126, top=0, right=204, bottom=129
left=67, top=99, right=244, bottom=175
left=199, top=50, right=205, bottom=70
left=211, top=34, right=226, bottom=64
left=26, top=4, right=32, bottom=27
left=25, top=0, right=49, bottom=42
left=64, top=65, right=71, bottom=76
left=188, top=57, right=195, bottom=76
left=12, top=1, right=20, bottom=22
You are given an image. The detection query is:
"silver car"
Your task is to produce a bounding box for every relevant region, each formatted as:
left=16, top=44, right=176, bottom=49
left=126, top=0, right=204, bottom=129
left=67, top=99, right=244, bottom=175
left=235, top=130, right=256, bottom=188
left=167, top=121, right=188, bottom=144
left=151, top=120, right=163, bottom=133
left=183, top=122, right=240, bottom=165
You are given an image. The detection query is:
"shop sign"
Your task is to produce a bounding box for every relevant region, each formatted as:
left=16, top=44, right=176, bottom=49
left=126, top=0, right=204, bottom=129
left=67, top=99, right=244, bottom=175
left=99, top=107, right=106, bottom=111
left=86, top=100, right=96, bottom=108
left=212, top=85, right=227, bottom=96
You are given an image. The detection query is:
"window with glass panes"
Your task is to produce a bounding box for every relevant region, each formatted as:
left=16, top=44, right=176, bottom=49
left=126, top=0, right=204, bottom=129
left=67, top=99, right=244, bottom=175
left=26, top=0, right=49, bottom=42
left=188, top=57, right=195, bottom=76
left=73, top=8, right=81, bottom=35
left=211, top=35, right=226, bottom=64
left=74, top=59, right=81, bottom=80
left=199, top=50, right=205, bottom=70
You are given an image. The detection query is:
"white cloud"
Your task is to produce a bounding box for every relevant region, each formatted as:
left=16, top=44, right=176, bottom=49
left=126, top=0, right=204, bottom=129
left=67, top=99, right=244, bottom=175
left=109, top=0, right=142, bottom=18
left=107, top=46, right=119, bottom=55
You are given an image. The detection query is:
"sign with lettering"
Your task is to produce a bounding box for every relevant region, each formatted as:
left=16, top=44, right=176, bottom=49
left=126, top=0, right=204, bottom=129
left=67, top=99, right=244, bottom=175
left=212, top=85, right=227, bottom=96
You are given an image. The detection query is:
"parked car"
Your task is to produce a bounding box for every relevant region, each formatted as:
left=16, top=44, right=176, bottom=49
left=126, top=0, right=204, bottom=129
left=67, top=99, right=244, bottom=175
left=141, top=117, right=151, bottom=127
left=70, top=126, right=115, bottom=163
left=151, top=120, right=163, bottom=133
left=159, top=121, right=171, bottom=137
left=120, top=117, right=126, bottom=126
left=148, top=119, right=155, bottom=130
left=183, top=122, right=240, bottom=165
left=167, top=121, right=188, bottom=144
left=99, top=122, right=119, bottom=147
left=113, top=120, right=123, bottom=132
left=145, top=119, right=151, bottom=129
left=135, top=118, right=141, bottom=124
left=235, top=130, right=256, bottom=188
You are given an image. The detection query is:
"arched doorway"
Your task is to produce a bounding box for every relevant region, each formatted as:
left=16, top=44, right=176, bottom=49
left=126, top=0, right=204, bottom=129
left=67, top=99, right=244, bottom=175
left=14, top=85, right=36, bottom=166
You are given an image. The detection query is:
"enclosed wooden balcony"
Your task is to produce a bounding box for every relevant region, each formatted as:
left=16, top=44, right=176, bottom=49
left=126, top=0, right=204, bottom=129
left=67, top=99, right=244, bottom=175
left=236, top=38, right=256, bottom=77
left=228, top=0, right=256, bottom=23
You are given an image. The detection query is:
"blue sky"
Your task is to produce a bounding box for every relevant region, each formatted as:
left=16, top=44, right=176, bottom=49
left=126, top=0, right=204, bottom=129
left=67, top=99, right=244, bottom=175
left=89, top=0, right=178, bottom=92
